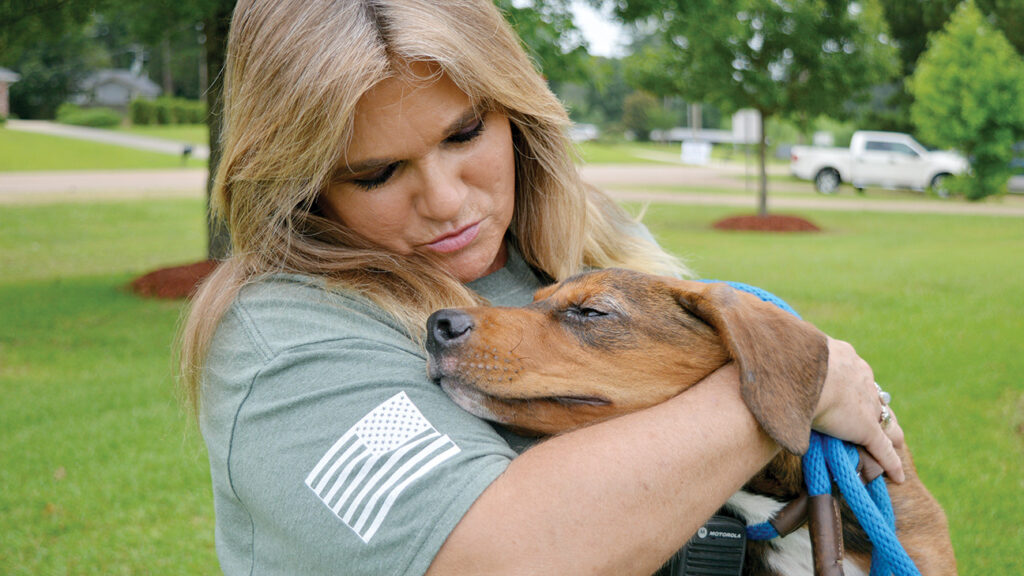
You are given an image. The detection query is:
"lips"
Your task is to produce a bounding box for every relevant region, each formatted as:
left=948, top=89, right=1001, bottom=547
left=424, top=222, right=480, bottom=253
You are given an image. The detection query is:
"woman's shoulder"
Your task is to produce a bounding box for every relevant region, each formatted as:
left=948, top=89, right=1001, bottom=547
left=217, top=272, right=416, bottom=363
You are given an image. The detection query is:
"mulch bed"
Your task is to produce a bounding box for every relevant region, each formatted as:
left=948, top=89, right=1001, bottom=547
left=712, top=214, right=822, bottom=233
left=128, top=259, right=219, bottom=300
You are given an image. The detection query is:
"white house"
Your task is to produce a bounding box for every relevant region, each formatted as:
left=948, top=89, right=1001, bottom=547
left=0, top=67, right=20, bottom=118
left=74, top=69, right=161, bottom=109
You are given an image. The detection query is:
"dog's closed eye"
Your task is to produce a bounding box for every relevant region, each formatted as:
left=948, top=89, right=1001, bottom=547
left=565, top=305, right=608, bottom=319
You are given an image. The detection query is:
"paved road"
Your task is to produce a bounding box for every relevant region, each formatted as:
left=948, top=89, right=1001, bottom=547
left=0, top=168, right=208, bottom=203
left=584, top=165, right=1024, bottom=217
left=4, top=163, right=1024, bottom=217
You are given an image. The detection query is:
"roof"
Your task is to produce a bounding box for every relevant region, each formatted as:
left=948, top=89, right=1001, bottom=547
left=0, top=67, right=21, bottom=83
left=80, top=69, right=160, bottom=97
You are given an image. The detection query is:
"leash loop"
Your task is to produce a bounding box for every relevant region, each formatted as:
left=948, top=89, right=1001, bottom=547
left=703, top=280, right=923, bottom=575
left=820, top=434, right=921, bottom=576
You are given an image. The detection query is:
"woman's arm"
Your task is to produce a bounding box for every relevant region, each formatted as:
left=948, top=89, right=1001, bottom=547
left=427, top=339, right=902, bottom=576
left=427, top=363, right=772, bottom=576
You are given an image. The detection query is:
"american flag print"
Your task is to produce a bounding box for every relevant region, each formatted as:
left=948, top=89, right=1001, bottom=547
left=305, top=391, right=461, bottom=543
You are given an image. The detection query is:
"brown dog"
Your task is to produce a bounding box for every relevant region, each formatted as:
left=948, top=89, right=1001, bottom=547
left=425, top=268, right=955, bottom=576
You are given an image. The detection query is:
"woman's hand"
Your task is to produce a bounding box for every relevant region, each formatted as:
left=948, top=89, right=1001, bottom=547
left=812, top=337, right=906, bottom=483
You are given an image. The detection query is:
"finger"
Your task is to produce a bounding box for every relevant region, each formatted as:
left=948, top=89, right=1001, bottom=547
left=864, top=427, right=905, bottom=483
left=883, top=408, right=906, bottom=450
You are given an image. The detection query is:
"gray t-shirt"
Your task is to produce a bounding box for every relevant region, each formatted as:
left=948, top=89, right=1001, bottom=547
left=200, top=246, right=545, bottom=575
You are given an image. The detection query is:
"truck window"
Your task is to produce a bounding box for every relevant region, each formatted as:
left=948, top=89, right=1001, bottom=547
left=890, top=143, right=919, bottom=157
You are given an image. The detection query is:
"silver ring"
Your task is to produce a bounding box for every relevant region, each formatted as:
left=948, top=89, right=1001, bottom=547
left=880, top=405, right=893, bottom=428
left=875, top=382, right=892, bottom=406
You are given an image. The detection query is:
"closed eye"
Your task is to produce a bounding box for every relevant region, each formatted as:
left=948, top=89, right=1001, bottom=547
left=566, top=305, right=608, bottom=319
left=351, top=162, right=400, bottom=190
left=444, top=116, right=484, bottom=144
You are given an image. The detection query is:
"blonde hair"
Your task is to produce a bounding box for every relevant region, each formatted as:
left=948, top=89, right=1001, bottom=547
left=180, top=0, right=686, bottom=410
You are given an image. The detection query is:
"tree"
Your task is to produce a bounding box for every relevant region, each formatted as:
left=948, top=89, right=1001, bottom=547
left=97, top=1, right=210, bottom=99
left=621, top=91, right=659, bottom=140
left=608, top=0, right=897, bottom=216
left=6, top=23, right=108, bottom=119
left=866, top=0, right=1024, bottom=133
left=1, top=1, right=111, bottom=119
left=104, top=0, right=234, bottom=258
left=102, top=0, right=234, bottom=258
left=0, top=0, right=106, bottom=60
left=909, top=0, right=1024, bottom=200
left=494, top=0, right=589, bottom=86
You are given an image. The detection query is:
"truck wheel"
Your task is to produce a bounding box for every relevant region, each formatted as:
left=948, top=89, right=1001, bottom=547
left=815, top=168, right=840, bottom=195
left=930, top=174, right=952, bottom=198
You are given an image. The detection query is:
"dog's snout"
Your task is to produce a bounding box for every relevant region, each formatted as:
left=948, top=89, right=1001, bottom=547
left=426, top=309, right=475, bottom=354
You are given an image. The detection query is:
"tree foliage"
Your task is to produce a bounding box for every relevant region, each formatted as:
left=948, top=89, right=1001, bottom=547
left=609, top=0, right=897, bottom=215
left=494, top=0, right=589, bottom=85
left=1, top=1, right=109, bottom=119
left=909, top=0, right=1024, bottom=200
left=6, top=22, right=108, bottom=119
left=864, top=0, right=1024, bottom=133
left=0, top=0, right=106, bottom=60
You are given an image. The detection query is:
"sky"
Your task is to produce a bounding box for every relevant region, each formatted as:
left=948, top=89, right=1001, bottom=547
left=511, top=0, right=629, bottom=58
left=570, top=1, right=629, bottom=58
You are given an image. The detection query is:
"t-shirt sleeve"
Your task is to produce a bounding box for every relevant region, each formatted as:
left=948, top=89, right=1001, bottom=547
left=204, top=282, right=516, bottom=576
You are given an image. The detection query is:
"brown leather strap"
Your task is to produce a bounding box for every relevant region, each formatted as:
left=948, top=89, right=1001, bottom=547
left=809, top=493, right=845, bottom=576
left=769, top=492, right=809, bottom=537
left=768, top=447, right=884, bottom=576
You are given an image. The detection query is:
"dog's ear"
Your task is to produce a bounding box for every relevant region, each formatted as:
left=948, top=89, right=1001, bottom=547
left=671, top=281, right=829, bottom=454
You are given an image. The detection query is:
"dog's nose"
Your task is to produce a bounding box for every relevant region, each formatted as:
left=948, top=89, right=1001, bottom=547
left=426, top=309, right=475, bottom=354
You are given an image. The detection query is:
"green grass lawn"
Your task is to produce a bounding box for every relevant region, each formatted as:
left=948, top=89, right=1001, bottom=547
left=0, top=128, right=206, bottom=172
left=114, top=124, right=208, bottom=146
left=575, top=140, right=677, bottom=164
left=0, top=196, right=1021, bottom=574
left=641, top=204, right=1024, bottom=574
left=0, top=198, right=214, bottom=574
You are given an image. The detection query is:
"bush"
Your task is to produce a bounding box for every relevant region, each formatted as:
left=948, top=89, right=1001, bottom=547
left=131, top=98, right=205, bottom=126
left=55, top=103, right=123, bottom=128
left=154, top=99, right=171, bottom=125
left=130, top=99, right=156, bottom=125
left=909, top=0, right=1024, bottom=200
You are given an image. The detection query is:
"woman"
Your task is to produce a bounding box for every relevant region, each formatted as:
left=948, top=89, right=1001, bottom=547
left=181, top=1, right=904, bottom=574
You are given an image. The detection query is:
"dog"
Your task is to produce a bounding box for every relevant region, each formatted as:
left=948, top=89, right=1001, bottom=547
left=425, top=268, right=955, bottom=576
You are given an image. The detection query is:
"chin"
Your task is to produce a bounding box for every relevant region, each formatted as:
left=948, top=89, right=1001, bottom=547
left=449, top=245, right=507, bottom=282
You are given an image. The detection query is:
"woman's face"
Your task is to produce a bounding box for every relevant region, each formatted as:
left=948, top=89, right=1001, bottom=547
left=322, top=63, right=516, bottom=283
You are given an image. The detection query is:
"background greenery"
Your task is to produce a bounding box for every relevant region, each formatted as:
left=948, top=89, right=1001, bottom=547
left=1, top=195, right=1021, bottom=574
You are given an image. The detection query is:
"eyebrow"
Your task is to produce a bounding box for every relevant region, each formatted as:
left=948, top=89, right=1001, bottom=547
left=335, top=106, right=482, bottom=179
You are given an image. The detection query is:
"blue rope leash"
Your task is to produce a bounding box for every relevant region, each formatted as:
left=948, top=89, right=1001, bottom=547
left=700, top=280, right=921, bottom=576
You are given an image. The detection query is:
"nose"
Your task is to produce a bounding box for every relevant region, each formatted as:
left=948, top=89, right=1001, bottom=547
left=426, top=309, right=475, bottom=355
left=415, top=156, right=467, bottom=221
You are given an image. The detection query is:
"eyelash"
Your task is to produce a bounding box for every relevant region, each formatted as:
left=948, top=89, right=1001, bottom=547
left=352, top=164, right=398, bottom=190
left=446, top=117, right=485, bottom=144
left=350, top=117, right=486, bottom=190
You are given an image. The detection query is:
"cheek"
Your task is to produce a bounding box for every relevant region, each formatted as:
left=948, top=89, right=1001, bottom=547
left=464, top=119, right=516, bottom=214
left=324, top=189, right=413, bottom=251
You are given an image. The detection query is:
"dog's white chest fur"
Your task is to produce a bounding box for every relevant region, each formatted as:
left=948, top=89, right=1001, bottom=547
left=725, top=492, right=868, bottom=576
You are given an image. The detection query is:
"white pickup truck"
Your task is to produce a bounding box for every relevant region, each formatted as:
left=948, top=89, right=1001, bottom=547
left=790, top=131, right=968, bottom=195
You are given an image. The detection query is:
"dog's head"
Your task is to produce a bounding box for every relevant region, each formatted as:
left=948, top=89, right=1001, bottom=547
left=426, top=268, right=829, bottom=454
